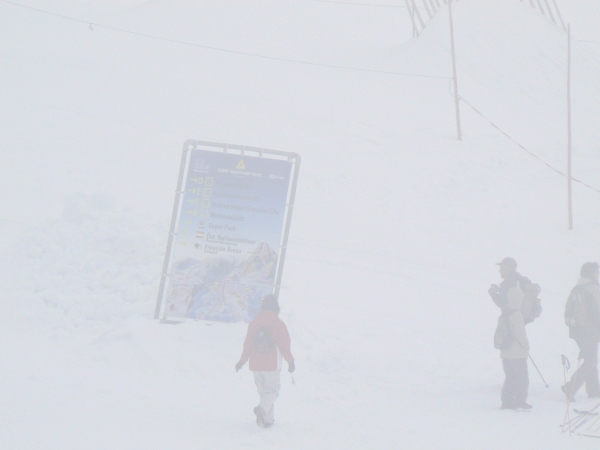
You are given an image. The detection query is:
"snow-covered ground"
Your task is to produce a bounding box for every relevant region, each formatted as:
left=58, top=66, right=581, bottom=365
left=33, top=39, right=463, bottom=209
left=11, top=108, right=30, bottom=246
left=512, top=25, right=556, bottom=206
left=1, top=0, right=600, bottom=448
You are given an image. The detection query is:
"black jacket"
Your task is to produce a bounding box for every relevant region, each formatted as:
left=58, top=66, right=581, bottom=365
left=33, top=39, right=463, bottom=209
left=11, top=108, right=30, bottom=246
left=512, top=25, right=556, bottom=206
left=492, top=272, right=532, bottom=313
left=569, top=279, right=600, bottom=343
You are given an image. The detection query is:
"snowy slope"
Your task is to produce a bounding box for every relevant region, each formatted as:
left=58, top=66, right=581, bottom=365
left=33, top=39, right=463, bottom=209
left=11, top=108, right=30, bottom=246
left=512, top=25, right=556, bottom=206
left=1, top=0, right=600, bottom=448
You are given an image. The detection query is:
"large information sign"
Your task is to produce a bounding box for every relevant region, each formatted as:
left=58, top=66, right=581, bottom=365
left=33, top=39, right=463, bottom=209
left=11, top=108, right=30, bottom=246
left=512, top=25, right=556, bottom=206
left=155, top=140, right=300, bottom=323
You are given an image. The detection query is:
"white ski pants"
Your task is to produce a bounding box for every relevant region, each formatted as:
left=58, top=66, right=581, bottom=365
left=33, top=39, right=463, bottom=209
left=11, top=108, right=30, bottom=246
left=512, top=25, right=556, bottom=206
left=253, top=370, right=281, bottom=424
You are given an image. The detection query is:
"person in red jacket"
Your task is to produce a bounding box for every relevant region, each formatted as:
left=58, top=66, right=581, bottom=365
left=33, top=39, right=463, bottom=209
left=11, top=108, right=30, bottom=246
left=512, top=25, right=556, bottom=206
left=235, top=295, right=295, bottom=428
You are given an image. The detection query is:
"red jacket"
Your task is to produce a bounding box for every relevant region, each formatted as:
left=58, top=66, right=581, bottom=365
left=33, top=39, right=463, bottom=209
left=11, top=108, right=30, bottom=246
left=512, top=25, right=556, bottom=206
left=239, top=310, right=294, bottom=371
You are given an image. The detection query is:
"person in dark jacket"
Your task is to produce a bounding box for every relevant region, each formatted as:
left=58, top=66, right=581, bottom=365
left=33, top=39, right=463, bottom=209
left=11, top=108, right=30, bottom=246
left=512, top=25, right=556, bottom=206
left=489, top=257, right=542, bottom=324
left=562, top=262, right=600, bottom=401
left=235, top=295, right=295, bottom=428
left=489, top=257, right=531, bottom=312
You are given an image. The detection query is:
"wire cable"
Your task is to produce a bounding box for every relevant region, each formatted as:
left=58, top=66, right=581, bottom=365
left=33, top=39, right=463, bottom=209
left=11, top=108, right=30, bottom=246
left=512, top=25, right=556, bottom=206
left=0, top=0, right=449, bottom=79
left=311, top=0, right=406, bottom=7
left=460, top=95, right=600, bottom=195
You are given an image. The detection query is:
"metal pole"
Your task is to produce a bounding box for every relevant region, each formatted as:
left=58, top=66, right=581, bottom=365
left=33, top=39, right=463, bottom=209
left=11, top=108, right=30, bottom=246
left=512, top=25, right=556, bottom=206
left=273, top=153, right=301, bottom=296
left=422, top=0, right=432, bottom=19
left=543, top=0, right=556, bottom=23
left=529, top=355, right=549, bottom=388
left=552, top=0, right=567, bottom=31
left=561, top=355, right=572, bottom=434
left=405, top=0, right=419, bottom=38
left=412, top=0, right=426, bottom=28
left=567, top=24, right=573, bottom=230
left=274, top=154, right=302, bottom=298
left=535, top=0, right=545, bottom=15
left=154, top=141, right=192, bottom=319
left=428, top=0, right=437, bottom=14
left=448, top=0, right=462, bottom=140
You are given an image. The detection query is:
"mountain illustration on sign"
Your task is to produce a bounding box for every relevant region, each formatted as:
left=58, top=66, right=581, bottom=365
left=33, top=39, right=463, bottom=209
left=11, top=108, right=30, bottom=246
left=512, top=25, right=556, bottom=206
left=237, top=242, right=277, bottom=278
left=166, top=242, right=279, bottom=322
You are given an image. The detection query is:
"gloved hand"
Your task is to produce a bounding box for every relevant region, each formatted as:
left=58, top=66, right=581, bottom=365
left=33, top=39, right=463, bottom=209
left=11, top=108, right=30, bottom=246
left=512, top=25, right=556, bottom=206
left=288, top=360, right=295, bottom=373
left=235, top=361, right=244, bottom=372
left=488, top=284, right=500, bottom=299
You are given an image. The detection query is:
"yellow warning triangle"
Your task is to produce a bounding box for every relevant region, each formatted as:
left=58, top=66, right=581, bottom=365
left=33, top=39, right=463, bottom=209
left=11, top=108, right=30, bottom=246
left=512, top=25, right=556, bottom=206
left=235, top=159, right=246, bottom=170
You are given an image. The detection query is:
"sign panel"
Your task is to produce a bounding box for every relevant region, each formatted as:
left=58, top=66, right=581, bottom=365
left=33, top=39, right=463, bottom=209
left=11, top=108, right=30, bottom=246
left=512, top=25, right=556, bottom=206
left=156, top=141, right=300, bottom=323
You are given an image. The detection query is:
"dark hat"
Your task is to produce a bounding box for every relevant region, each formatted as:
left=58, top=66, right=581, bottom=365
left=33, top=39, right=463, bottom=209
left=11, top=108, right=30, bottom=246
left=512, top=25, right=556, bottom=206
left=496, top=257, right=517, bottom=270
left=261, top=294, right=280, bottom=315
left=581, top=262, right=599, bottom=277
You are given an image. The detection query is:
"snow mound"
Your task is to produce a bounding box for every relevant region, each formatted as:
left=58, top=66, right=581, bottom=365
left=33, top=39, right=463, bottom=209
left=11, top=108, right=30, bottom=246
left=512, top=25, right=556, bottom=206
left=3, top=193, right=166, bottom=330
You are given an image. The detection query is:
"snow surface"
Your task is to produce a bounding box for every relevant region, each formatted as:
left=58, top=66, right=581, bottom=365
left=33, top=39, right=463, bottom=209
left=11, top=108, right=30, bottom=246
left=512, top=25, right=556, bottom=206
left=1, top=0, right=600, bottom=448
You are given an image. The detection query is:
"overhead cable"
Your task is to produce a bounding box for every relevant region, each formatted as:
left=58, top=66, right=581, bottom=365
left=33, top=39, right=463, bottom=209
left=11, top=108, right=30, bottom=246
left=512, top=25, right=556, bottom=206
left=311, top=0, right=406, bottom=7
left=460, top=96, right=600, bottom=195
left=0, top=0, right=448, bottom=79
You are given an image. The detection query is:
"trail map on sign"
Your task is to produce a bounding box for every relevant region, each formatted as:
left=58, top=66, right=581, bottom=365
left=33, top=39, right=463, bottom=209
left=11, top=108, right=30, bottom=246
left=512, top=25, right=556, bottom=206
left=162, top=147, right=296, bottom=322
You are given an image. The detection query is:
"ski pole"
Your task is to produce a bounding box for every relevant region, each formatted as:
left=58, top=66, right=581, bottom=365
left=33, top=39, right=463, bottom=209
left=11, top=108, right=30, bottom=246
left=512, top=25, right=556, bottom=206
left=563, top=404, right=600, bottom=434
left=566, top=358, right=585, bottom=432
left=571, top=401, right=600, bottom=433
left=561, top=354, right=572, bottom=434
left=582, top=406, right=600, bottom=435
left=529, top=355, right=549, bottom=388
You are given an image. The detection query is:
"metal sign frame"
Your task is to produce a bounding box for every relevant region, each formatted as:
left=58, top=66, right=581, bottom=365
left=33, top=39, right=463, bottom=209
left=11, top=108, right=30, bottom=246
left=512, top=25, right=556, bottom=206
left=154, top=139, right=301, bottom=321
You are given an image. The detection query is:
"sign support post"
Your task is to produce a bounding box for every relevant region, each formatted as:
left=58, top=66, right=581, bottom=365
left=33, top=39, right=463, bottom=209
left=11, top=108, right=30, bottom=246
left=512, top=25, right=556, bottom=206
left=274, top=154, right=301, bottom=298
left=154, top=142, right=192, bottom=319
left=567, top=24, right=573, bottom=230
left=449, top=0, right=462, bottom=141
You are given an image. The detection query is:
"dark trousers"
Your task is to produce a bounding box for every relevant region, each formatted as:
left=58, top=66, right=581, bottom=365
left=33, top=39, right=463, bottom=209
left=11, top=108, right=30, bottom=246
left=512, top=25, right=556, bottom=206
left=567, top=340, right=600, bottom=398
left=502, top=358, right=529, bottom=406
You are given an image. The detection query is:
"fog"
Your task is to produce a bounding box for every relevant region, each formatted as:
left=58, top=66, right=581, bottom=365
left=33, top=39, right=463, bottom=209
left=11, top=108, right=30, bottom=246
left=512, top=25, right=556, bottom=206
left=1, top=0, right=600, bottom=448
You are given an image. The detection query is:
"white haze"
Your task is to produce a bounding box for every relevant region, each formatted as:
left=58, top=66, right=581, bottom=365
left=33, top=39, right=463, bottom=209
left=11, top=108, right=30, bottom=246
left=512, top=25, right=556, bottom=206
left=1, top=0, right=600, bottom=448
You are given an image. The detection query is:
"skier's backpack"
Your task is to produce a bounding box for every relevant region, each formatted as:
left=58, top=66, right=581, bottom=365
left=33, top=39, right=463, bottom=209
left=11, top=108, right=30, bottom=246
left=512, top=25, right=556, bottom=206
left=521, top=282, right=542, bottom=324
left=254, top=326, right=275, bottom=354
left=494, top=311, right=516, bottom=350
left=565, top=287, right=589, bottom=328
